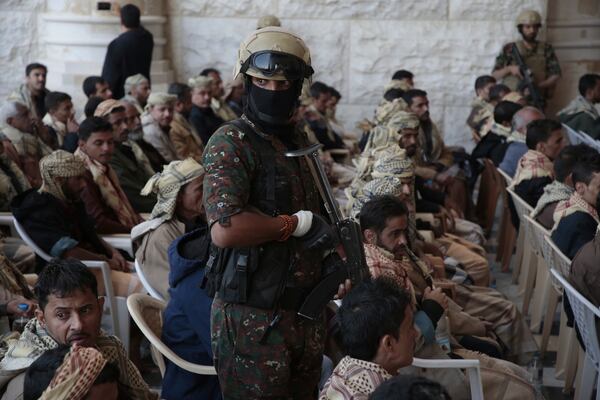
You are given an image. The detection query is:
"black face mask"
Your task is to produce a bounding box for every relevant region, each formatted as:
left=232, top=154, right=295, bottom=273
left=246, top=80, right=300, bottom=126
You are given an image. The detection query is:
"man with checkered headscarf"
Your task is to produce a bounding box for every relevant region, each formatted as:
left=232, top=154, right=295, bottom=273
left=131, top=158, right=205, bottom=299
left=10, top=151, right=140, bottom=296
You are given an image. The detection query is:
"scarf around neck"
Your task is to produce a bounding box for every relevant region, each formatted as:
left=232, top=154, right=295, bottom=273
left=511, top=150, right=554, bottom=187
left=558, top=95, right=599, bottom=120
left=553, top=191, right=600, bottom=231
left=531, top=180, right=573, bottom=218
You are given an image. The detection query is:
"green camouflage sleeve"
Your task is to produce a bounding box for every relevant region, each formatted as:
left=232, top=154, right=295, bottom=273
left=544, top=43, right=561, bottom=77
left=493, top=43, right=514, bottom=71
left=202, top=126, right=256, bottom=226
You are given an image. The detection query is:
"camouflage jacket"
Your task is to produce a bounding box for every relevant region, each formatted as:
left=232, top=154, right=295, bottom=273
left=493, top=40, right=561, bottom=79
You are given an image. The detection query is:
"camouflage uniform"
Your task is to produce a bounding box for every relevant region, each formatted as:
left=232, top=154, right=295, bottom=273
left=493, top=40, right=561, bottom=95
left=203, top=119, right=325, bottom=399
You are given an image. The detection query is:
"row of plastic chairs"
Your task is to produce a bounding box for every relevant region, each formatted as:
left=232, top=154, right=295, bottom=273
left=563, top=123, right=600, bottom=152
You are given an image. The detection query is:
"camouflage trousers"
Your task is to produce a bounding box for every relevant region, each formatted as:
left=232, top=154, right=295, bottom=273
left=211, top=297, right=325, bottom=399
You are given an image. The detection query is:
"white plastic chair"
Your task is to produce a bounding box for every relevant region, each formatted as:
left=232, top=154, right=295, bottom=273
left=524, top=215, right=553, bottom=333
left=134, top=259, right=165, bottom=301
left=551, top=268, right=600, bottom=400
left=506, top=188, right=535, bottom=314
left=12, top=217, right=130, bottom=352
left=545, top=235, right=580, bottom=391
left=412, top=357, right=484, bottom=400
left=126, top=293, right=217, bottom=377
left=101, top=234, right=133, bottom=257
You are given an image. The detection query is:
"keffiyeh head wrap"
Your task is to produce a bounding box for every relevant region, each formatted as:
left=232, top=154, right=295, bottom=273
left=131, top=158, right=205, bottom=240
left=124, top=73, right=148, bottom=96
left=38, top=150, right=87, bottom=201
left=39, top=346, right=107, bottom=400
left=94, top=99, right=124, bottom=118
left=188, top=76, right=213, bottom=90
left=144, top=92, right=177, bottom=112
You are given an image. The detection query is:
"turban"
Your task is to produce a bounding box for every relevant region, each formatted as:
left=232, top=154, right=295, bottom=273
left=144, top=93, right=177, bottom=112
left=374, top=99, right=408, bottom=125
left=257, top=14, right=281, bottom=29
left=39, top=150, right=87, bottom=202
left=371, top=147, right=414, bottom=179
left=386, top=111, right=420, bottom=134
left=124, top=73, right=149, bottom=95
left=131, top=158, right=205, bottom=240
left=188, top=76, right=213, bottom=90
left=39, top=346, right=107, bottom=400
left=94, top=99, right=124, bottom=118
left=502, top=91, right=524, bottom=104
left=384, top=79, right=412, bottom=94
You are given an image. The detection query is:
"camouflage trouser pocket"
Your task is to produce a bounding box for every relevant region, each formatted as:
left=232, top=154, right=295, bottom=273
left=212, top=301, right=291, bottom=398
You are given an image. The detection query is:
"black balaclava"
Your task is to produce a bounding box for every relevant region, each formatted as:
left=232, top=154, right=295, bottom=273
left=244, top=77, right=302, bottom=137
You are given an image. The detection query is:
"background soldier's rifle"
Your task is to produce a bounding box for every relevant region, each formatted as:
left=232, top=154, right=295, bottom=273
left=511, top=43, right=545, bottom=110
left=285, top=143, right=369, bottom=320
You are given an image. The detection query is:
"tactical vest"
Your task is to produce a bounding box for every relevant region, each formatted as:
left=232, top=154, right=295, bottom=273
left=204, top=118, right=321, bottom=311
left=503, top=40, right=547, bottom=93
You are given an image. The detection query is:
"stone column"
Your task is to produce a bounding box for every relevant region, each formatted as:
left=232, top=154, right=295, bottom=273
left=41, top=0, right=174, bottom=116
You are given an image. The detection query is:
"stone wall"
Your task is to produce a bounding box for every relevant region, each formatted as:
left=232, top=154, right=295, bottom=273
left=0, top=0, right=45, bottom=101
left=168, top=0, right=547, bottom=148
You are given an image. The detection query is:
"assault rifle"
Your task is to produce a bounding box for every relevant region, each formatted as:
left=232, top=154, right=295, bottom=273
left=285, top=143, right=369, bottom=320
left=511, top=43, right=545, bottom=110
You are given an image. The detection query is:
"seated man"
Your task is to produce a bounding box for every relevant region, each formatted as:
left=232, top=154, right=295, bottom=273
left=24, top=345, right=119, bottom=400
left=498, top=106, right=544, bottom=177
left=161, top=228, right=219, bottom=399
left=306, top=81, right=346, bottom=150
left=0, top=134, right=30, bottom=211
left=76, top=117, right=143, bottom=234
left=402, top=89, right=470, bottom=216
left=120, top=99, right=166, bottom=173
left=471, top=101, right=522, bottom=166
left=121, top=74, right=150, bottom=114
left=95, top=99, right=157, bottom=213
left=131, top=159, right=205, bottom=300
left=0, top=259, right=155, bottom=399
left=511, top=118, right=566, bottom=207
left=0, top=101, right=51, bottom=187
left=141, top=93, right=178, bottom=162
left=41, top=92, right=79, bottom=151
left=466, top=75, right=496, bottom=141
left=532, top=144, right=598, bottom=229
left=558, top=73, right=600, bottom=139
left=200, top=68, right=238, bottom=122
left=552, top=156, right=600, bottom=259
left=319, top=277, right=416, bottom=399
left=188, top=76, right=224, bottom=145
left=570, top=225, right=600, bottom=313
left=7, top=63, right=49, bottom=121
left=167, top=82, right=204, bottom=161
left=10, top=150, right=139, bottom=296
left=357, top=196, right=537, bottom=399
left=82, top=76, right=113, bottom=100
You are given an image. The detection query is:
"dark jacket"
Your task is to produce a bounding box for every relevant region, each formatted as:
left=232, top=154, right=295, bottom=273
left=10, top=189, right=108, bottom=267
left=189, top=106, right=224, bottom=145
left=109, top=143, right=156, bottom=213
left=161, top=228, right=221, bottom=400
left=470, top=132, right=509, bottom=166
left=514, top=176, right=553, bottom=208
left=101, top=27, right=154, bottom=99
left=551, top=211, right=598, bottom=260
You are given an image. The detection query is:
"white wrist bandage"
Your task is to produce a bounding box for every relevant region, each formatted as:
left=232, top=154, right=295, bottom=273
left=292, top=210, right=313, bottom=237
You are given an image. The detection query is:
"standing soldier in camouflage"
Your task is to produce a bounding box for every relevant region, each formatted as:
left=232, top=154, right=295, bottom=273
left=203, top=27, right=346, bottom=398
left=492, top=10, right=561, bottom=103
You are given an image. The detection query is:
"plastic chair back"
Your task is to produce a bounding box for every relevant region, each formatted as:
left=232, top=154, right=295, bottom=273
left=412, top=357, right=484, bottom=399
left=126, top=293, right=217, bottom=376
left=550, top=269, right=600, bottom=374
left=134, top=259, right=165, bottom=301
left=13, top=217, right=52, bottom=261
left=497, top=168, right=513, bottom=188
left=524, top=215, right=549, bottom=257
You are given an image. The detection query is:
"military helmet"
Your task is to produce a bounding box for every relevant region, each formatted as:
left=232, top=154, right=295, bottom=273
left=234, top=27, right=314, bottom=82
left=516, top=10, right=542, bottom=27
left=257, top=14, right=281, bottom=29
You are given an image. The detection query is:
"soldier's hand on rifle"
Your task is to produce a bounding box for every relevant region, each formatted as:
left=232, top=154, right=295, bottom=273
left=293, top=212, right=336, bottom=251
left=508, top=65, right=523, bottom=79
left=334, top=279, right=352, bottom=300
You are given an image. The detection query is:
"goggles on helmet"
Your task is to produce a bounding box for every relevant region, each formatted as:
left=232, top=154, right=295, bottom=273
left=241, top=51, right=314, bottom=81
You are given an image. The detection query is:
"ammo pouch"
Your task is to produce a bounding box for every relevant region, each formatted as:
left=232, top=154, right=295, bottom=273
left=216, top=242, right=292, bottom=310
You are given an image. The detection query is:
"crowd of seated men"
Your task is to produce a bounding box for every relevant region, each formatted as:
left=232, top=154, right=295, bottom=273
left=0, top=12, right=599, bottom=399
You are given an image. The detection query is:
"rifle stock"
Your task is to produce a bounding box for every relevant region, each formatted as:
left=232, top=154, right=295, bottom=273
left=286, top=144, right=370, bottom=320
